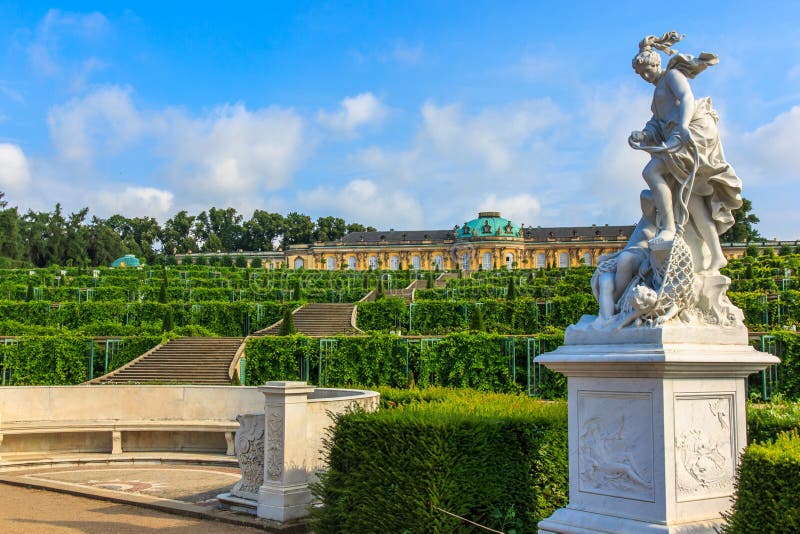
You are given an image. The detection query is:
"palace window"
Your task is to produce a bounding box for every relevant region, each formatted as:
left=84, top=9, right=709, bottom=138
left=461, top=253, right=470, bottom=271
left=326, top=257, right=336, bottom=270
left=433, top=255, right=443, bottom=270
left=506, top=253, right=514, bottom=270
left=559, top=252, right=569, bottom=268
left=368, top=256, right=378, bottom=269
left=348, top=256, right=357, bottom=270
left=582, top=252, right=592, bottom=266
left=412, top=255, right=421, bottom=270
left=294, top=257, right=304, bottom=269
left=536, top=253, right=546, bottom=268
left=482, top=252, right=493, bottom=271
left=390, top=255, right=400, bottom=270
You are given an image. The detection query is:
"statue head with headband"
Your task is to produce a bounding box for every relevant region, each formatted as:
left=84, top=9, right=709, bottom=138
left=632, top=31, right=684, bottom=81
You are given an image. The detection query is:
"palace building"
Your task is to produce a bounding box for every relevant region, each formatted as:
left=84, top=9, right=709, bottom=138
left=285, top=212, right=637, bottom=271
left=178, top=211, right=763, bottom=270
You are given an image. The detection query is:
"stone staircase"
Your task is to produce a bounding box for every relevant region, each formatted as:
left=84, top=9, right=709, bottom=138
left=435, top=272, right=458, bottom=288
left=89, top=337, right=243, bottom=385
left=385, top=286, right=416, bottom=303
left=255, top=303, right=362, bottom=336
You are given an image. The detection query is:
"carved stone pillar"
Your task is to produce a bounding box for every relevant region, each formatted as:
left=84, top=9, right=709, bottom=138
left=536, top=327, right=777, bottom=533
left=257, top=381, right=315, bottom=522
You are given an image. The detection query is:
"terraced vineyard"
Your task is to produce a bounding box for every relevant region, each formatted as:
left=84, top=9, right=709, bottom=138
left=0, top=252, right=798, bottom=395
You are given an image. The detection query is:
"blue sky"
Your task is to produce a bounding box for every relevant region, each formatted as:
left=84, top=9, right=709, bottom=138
left=0, top=1, right=799, bottom=238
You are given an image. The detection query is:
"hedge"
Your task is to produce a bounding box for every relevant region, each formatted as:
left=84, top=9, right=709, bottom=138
left=0, top=301, right=296, bottom=336
left=0, top=334, right=162, bottom=385
left=312, top=389, right=568, bottom=533
left=244, top=331, right=565, bottom=394
left=747, top=401, right=800, bottom=443
left=723, top=431, right=800, bottom=532
left=357, top=297, right=596, bottom=334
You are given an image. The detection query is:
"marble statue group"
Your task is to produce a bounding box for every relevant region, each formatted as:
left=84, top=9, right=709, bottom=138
left=590, top=31, right=744, bottom=330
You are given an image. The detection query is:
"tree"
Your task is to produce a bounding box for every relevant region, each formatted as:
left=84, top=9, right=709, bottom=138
left=314, top=216, right=347, bottom=242
left=468, top=305, right=485, bottom=331
left=161, top=211, right=197, bottom=254
left=346, top=222, right=377, bottom=234
left=282, top=212, right=314, bottom=248
left=506, top=276, right=517, bottom=301
left=203, top=233, right=224, bottom=252
left=86, top=217, right=125, bottom=266
left=278, top=307, right=296, bottom=335
left=208, top=207, right=243, bottom=251
left=720, top=198, right=761, bottom=243
left=242, top=210, right=284, bottom=251
left=161, top=306, right=174, bottom=333
left=0, top=200, right=22, bottom=260
left=375, top=276, right=385, bottom=300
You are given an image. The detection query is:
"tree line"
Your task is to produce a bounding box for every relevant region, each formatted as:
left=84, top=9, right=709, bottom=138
left=0, top=192, right=376, bottom=268
left=0, top=190, right=762, bottom=269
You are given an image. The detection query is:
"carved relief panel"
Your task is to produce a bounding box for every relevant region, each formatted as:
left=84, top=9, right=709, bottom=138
left=265, top=409, right=285, bottom=481
left=578, top=391, right=655, bottom=502
left=674, top=394, right=735, bottom=501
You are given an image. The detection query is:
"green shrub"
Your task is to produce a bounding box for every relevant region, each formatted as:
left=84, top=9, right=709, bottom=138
left=747, top=401, right=800, bottom=443
left=278, top=307, right=295, bottom=335
left=0, top=334, right=160, bottom=384
left=723, top=431, right=800, bottom=532
left=312, top=389, right=568, bottom=533
left=244, top=332, right=564, bottom=394
left=356, top=298, right=406, bottom=331
left=244, top=335, right=315, bottom=385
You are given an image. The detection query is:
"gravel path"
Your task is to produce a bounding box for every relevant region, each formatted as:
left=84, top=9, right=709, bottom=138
left=0, top=484, right=266, bottom=533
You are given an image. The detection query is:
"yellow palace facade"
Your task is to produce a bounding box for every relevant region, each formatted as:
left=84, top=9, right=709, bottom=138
left=285, top=212, right=639, bottom=271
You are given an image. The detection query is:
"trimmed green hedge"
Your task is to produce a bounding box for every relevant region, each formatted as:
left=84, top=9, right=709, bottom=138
left=0, top=301, right=295, bottom=336
left=358, top=297, right=596, bottom=334
left=244, top=332, right=565, bottom=394
left=313, top=389, right=568, bottom=533
left=723, top=431, right=800, bottom=532
left=0, top=334, right=162, bottom=385
left=747, top=401, right=800, bottom=443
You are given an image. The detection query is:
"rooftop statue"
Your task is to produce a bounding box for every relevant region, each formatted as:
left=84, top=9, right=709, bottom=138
left=585, top=32, right=745, bottom=331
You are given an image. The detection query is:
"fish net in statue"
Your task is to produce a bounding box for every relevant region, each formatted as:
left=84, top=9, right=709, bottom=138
left=628, top=136, right=700, bottom=325
left=642, top=233, right=695, bottom=323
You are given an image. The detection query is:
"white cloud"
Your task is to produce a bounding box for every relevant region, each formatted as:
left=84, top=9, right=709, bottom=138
left=25, top=9, right=111, bottom=86
left=0, top=144, right=31, bottom=191
left=45, top=86, right=309, bottom=215
left=47, top=85, right=145, bottom=163
left=318, top=93, right=387, bottom=136
left=478, top=193, right=542, bottom=227
left=388, top=41, right=423, bottom=65
left=91, top=186, right=174, bottom=219
left=298, top=179, right=424, bottom=229
left=164, top=103, right=306, bottom=197
left=420, top=99, right=561, bottom=172
left=39, top=9, right=109, bottom=36
left=516, top=51, right=564, bottom=82
left=735, top=106, right=800, bottom=186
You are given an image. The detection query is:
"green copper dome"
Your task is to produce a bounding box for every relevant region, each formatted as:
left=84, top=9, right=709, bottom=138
left=457, top=212, right=522, bottom=239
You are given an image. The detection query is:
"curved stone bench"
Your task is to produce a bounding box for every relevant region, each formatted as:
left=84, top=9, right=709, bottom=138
left=0, top=420, right=239, bottom=457
left=0, top=385, right=264, bottom=460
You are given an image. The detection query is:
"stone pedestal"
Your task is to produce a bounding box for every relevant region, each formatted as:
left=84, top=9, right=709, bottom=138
left=257, top=381, right=315, bottom=522
left=535, top=326, right=778, bottom=533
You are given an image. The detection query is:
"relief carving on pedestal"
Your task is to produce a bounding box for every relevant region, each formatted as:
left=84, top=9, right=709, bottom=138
left=266, top=409, right=285, bottom=481
left=675, top=395, right=735, bottom=501
left=578, top=391, right=655, bottom=502
left=231, top=414, right=264, bottom=500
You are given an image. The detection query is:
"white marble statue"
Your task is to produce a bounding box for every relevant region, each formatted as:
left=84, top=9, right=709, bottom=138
left=584, top=32, right=745, bottom=331
left=629, top=31, right=742, bottom=272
